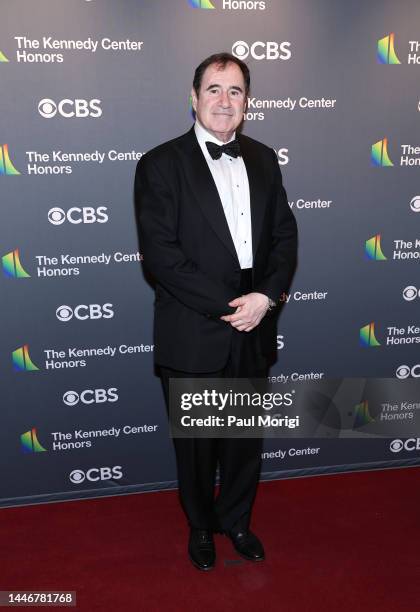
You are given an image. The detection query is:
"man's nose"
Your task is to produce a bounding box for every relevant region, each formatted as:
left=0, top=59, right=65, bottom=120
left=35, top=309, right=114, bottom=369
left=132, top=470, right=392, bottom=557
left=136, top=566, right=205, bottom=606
left=219, top=90, right=231, bottom=107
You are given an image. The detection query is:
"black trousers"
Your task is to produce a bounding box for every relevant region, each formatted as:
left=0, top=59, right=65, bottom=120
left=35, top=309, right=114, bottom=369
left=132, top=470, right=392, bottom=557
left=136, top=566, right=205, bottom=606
left=160, top=269, right=268, bottom=533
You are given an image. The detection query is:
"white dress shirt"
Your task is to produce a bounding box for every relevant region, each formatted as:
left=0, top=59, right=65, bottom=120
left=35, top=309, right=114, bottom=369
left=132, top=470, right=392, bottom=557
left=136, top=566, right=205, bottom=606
left=194, top=121, right=253, bottom=269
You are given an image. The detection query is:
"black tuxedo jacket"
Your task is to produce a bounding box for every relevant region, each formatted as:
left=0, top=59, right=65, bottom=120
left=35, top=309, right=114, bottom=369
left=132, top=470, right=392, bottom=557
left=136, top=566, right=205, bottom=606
left=134, top=127, right=297, bottom=372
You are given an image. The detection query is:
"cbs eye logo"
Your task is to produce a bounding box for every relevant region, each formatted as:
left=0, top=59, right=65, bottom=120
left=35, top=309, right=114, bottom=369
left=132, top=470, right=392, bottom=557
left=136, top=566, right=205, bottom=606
left=410, top=196, right=420, bottom=212
left=69, top=466, right=123, bottom=484
left=389, top=439, right=403, bottom=453
left=38, top=98, right=102, bottom=119
left=396, top=364, right=420, bottom=379
left=48, top=206, right=108, bottom=225
left=69, top=469, right=86, bottom=483
left=63, top=388, right=118, bottom=406
left=232, top=41, right=250, bottom=59
left=232, top=40, right=291, bottom=61
left=56, top=304, right=114, bottom=322
left=389, top=438, right=420, bottom=453
left=403, top=286, right=419, bottom=301
left=63, top=391, right=80, bottom=406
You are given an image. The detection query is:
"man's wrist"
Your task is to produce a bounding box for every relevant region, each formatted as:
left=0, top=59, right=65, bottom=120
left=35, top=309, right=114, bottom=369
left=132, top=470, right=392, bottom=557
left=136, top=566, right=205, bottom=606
left=257, top=293, right=276, bottom=312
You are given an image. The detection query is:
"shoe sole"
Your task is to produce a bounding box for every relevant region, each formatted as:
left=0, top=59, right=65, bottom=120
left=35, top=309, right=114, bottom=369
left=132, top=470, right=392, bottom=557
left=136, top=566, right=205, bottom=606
left=188, top=554, right=215, bottom=571
left=236, top=551, right=265, bottom=562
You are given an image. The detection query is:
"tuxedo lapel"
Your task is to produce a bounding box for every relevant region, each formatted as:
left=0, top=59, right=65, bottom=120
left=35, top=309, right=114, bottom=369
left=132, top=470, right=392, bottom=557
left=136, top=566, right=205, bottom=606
left=180, top=128, right=239, bottom=264
left=239, top=134, right=268, bottom=260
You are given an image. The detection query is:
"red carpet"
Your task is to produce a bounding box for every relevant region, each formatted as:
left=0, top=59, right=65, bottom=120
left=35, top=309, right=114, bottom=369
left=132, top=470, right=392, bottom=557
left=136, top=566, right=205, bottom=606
left=1, top=468, right=419, bottom=611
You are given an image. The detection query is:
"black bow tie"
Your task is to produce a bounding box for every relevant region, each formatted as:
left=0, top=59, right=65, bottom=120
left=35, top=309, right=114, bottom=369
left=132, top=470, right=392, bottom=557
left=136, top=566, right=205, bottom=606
left=206, top=139, right=241, bottom=160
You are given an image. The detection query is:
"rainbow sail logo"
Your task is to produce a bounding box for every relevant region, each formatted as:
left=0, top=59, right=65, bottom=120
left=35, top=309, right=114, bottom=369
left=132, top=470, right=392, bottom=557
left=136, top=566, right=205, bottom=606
left=0, top=49, right=9, bottom=62
left=188, top=0, right=215, bottom=8
left=371, top=138, right=394, bottom=167
left=353, top=401, right=375, bottom=428
left=0, top=144, right=20, bottom=175
left=2, top=249, right=30, bottom=278
left=377, top=33, right=401, bottom=65
left=360, top=322, right=381, bottom=347
left=12, top=345, right=40, bottom=372
left=365, top=234, right=387, bottom=261
left=21, top=428, right=47, bottom=453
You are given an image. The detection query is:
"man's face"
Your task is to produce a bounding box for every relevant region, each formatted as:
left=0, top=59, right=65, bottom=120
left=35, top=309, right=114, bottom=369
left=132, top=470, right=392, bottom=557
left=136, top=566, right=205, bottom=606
left=191, top=61, right=247, bottom=142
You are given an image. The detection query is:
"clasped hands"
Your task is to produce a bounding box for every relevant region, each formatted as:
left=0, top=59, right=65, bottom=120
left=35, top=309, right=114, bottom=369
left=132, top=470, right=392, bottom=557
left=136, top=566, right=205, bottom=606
left=220, top=292, right=270, bottom=332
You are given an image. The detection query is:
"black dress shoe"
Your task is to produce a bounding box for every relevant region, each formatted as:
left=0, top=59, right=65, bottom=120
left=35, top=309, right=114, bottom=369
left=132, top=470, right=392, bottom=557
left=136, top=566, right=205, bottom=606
left=228, top=530, right=265, bottom=561
left=188, top=529, right=215, bottom=571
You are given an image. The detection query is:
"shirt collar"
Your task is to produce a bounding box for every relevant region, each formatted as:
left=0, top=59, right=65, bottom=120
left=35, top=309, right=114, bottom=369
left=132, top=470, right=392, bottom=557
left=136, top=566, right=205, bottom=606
left=194, top=120, right=236, bottom=159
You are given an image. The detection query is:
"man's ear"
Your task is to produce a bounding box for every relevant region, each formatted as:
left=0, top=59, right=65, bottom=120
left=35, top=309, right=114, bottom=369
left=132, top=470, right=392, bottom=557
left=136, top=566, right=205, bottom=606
left=190, top=88, right=198, bottom=112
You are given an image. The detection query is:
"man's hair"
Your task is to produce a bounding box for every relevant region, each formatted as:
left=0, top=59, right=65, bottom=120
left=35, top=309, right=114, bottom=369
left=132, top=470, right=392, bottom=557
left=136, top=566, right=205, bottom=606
left=192, top=52, right=250, bottom=96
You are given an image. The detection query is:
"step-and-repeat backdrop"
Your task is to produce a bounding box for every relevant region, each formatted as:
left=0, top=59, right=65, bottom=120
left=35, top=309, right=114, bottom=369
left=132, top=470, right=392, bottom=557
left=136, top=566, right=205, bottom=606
left=1, top=0, right=420, bottom=507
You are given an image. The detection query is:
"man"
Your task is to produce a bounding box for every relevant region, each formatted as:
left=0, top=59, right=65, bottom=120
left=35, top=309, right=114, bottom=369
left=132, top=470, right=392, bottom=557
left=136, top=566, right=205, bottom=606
left=135, top=52, right=297, bottom=571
